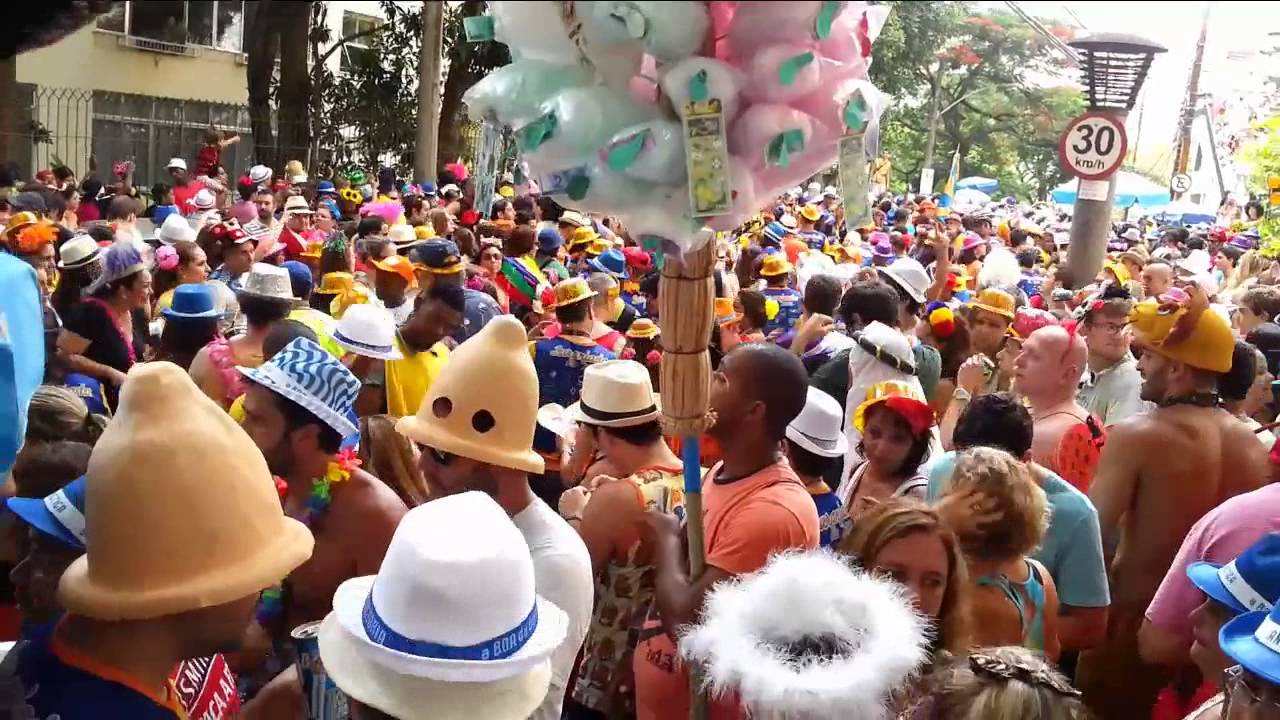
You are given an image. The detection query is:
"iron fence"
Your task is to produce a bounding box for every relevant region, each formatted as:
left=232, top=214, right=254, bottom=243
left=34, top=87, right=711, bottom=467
left=0, top=85, right=507, bottom=190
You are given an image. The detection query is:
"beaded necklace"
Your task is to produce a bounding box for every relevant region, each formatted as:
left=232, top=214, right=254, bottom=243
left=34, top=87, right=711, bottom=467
left=255, top=448, right=360, bottom=627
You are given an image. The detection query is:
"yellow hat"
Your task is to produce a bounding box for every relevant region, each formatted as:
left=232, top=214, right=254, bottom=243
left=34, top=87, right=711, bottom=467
left=715, top=297, right=737, bottom=325
left=852, top=380, right=934, bottom=436
left=569, top=226, right=598, bottom=249
left=1129, top=292, right=1234, bottom=373
left=585, top=238, right=612, bottom=257
left=967, top=288, right=1016, bottom=320
left=396, top=315, right=544, bottom=474
left=3, top=211, right=38, bottom=240
left=414, top=225, right=436, bottom=241
left=759, top=254, right=794, bottom=277
left=626, top=317, right=660, bottom=339
left=318, top=271, right=355, bottom=295
left=800, top=204, right=821, bottom=223
left=498, top=184, right=515, bottom=199
left=1102, top=259, right=1131, bottom=286
left=552, top=277, right=597, bottom=308
left=300, top=241, right=324, bottom=260
left=58, top=362, right=313, bottom=620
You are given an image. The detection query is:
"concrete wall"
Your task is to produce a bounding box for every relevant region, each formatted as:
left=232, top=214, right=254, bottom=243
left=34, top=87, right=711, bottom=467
left=16, top=26, right=248, bottom=104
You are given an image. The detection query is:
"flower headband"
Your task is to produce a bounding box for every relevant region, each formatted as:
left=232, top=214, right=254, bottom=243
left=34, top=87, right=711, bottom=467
left=155, top=245, right=180, bottom=271
left=339, top=188, right=363, bottom=204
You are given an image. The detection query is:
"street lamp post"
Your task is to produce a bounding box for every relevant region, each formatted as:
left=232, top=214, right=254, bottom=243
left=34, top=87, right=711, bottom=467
left=1063, top=33, right=1166, bottom=289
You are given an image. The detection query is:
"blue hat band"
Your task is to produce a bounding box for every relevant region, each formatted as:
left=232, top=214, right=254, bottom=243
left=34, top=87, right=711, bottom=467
left=362, top=593, right=538, bottom=661
left=333, top=330, right=395, bottom=357
left=1221, top=559, right=1276, bottom=613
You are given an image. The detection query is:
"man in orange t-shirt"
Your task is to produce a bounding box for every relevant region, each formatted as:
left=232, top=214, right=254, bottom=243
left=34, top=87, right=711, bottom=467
left=632, top=344, right=820, bottom=720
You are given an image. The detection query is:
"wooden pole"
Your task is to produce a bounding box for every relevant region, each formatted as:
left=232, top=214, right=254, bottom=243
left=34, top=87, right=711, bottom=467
left=415, top=1, right=445, bottom=182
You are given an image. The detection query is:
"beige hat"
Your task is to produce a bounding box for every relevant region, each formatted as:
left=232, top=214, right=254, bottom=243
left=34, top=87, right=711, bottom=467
left=57, top=362, right=314, bottom=620
left=537, top=360, right=661, bottom=432
left=283, top=194, right=313, bottom=215
left=396, top=315, right=544, bottom=474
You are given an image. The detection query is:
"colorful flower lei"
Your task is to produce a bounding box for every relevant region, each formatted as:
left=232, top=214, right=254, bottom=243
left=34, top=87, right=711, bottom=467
left=255, top=448, right=360, bottom=627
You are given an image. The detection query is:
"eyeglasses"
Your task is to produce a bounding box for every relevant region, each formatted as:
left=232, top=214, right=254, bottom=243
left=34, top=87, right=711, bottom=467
left=1224, top=664, right=1280, bottom=711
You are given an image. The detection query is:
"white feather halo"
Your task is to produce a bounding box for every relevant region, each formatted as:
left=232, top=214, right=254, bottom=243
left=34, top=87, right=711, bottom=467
left=679, top=550, right=929, bottom=720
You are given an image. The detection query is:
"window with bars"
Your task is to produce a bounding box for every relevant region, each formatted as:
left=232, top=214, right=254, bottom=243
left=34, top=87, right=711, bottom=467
left=339, top=11, right=381, bottom=73
left=96, top=1, right=245, bottom=53
left=92, top=91, right=254, bottom=186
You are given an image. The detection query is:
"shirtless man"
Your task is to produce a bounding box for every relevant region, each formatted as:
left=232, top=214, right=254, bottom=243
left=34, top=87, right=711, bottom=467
left=1014, top=325, right=1104, bottom=492
left=1077, top=288, right=1267, bottom=719
left=238, top=336, right=407, bottom=690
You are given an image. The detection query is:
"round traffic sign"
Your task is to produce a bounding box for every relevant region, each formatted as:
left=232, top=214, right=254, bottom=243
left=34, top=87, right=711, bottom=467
left=1059, top=112, right=1128, bottom=181
left=1170, top=173, right=1192, bottom=193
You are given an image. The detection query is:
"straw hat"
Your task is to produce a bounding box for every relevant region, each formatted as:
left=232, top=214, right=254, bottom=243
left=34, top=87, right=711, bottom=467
left=558, top=210, right=587, bottom=228
left=396, top=316, right=544, bottom=474
left=319, top=492, right=562, bottom=718
left=537, top=360, right=661, bottom=433
left=388, top=224, right=421, bottom=251
left=57, top=234, right=101, bottom=269
left=237, top=263, right=294, bottom=302
left=852, top=380, right=934, bottom=436
left=568, top=226, right=598, bottom=250
left=239, top=337, right=361, bottom=439
left=799, top=205, right=821, bottom=223
left=967, top=288, right=1016, bottom=320
left=334, top=304, right=403, bottom=361
left=1119, top=244, right=1150, bottom=268
left=248, top=165, right=273, bottom=185
left=786, top=387, right=848, bottom=459
left=759, top=254, right=794, bottom=278
left=57, top=362, right=313, bottom=619
left=551, top=277, right=596, bottom=309
left=626, top=318, right=659, bottom=340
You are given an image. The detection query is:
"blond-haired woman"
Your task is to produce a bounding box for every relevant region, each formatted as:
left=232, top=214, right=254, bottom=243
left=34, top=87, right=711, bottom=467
left=840, top=498, right=972, bottom=660
left=905, top=646, right=1093, bottom=719
left=944, top=446, right=1060, bottom=662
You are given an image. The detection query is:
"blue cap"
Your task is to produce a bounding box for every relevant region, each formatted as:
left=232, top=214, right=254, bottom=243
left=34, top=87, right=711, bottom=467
left=281, top=260, right=313, bottom=299
left=762, top=222, right=788, bottom=244
left=587, top=248, right=627, bottom=279
left=409, top=239, right=464, bottom=273
left=421, top=181, right=436, bottom=196
left=162, top=283, right=220, bottom=320
left=537, top=227, right=563, bottom=252
left=8, top=476, right=88, bottom=550
left=317, top=180, right=337, bottom=195
left=1188, top=532, right=1280, bottom=615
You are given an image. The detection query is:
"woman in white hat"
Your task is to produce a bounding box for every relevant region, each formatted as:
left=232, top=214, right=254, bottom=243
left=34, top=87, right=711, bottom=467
left=48, top=232, right=103, bottom=320
left=57, top=241, right=152, bottom=408
left=785, top=387, right=853, bottom=549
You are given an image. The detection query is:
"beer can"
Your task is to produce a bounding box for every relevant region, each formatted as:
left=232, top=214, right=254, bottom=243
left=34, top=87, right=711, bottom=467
left=291, top=620, right=350, bottom=720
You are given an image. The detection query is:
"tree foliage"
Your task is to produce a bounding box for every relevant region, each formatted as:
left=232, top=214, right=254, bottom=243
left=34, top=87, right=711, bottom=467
left=869, top=2, right=1084, bottom=200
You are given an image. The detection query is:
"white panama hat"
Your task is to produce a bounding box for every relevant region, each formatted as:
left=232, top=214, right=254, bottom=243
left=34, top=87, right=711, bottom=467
left=333, top=304, right=403, bottom=361
left=57, top=234, right=101, bottom=269
left=320, top=492, right=564, bottom=717
left=537, top=360, right=661, bottom=435
left=155, top=212, right=196, bottom=245
left=878, top=257, right=930, bottom=305
left=785, top=387, right=849, bottom=459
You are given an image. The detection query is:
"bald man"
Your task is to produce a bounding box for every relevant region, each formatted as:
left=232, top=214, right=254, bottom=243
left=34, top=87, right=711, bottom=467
left=1076, top=291, right=1268, bottom=719
left=1013, top=325, right=1104, bottom=493
left=1140, top=261, right=1173, bottom=300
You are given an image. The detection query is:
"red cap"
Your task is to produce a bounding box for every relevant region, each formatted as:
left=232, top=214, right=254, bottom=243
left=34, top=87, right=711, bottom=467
left=622, top=246, right=652, bottom=271
left=459, top=208, right=480, bottom=226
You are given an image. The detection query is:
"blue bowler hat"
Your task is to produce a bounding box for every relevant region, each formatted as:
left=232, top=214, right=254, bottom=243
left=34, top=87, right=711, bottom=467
left=162, top=283, right=220, bottom=321
left=1221, top=601, right=1280, bottom=685
left=8, top=476, right=88, bottom=550
left=587, top=248, right=627, bottom=279
left=1188, top=533, right=1280, bottom=614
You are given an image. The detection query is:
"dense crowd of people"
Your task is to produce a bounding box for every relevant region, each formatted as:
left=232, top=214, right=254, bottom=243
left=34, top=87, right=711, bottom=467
left=1, top=138, right=1280, bottom=720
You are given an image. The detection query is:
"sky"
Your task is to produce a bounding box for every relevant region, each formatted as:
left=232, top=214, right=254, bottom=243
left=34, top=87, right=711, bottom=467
left=990, top=1, right=1280, bottom=169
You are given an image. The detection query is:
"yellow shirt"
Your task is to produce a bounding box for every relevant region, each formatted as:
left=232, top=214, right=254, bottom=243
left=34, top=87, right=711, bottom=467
left=288, top=306, right=344, bottom=359
left=385, top=337, right=450, bottom=417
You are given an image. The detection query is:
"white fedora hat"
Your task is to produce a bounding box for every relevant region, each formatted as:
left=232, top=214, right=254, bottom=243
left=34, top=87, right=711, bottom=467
left=786, top=387, right=848, bottom=459
left=248, top=164, right=273, bottom=185
left=879, top=258, right=929, bottom=305
left=283, top=194, right=313, bottom=215
left=333, top=304, right=403, bottom=361
left=388, top=224, right=421, bottom=250
left=320, top=492, right=565, bottom=715
left=57, top=234, right=101, bottom=269
left=191, top=188, right=216, bottom=211
left=154, top=212, right=197, bottom=246
left=538, top=360, right=661, bottom=432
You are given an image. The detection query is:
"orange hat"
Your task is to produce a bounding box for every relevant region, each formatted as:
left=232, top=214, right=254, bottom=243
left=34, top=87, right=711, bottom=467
left=371, top=255, right=418, bottom=288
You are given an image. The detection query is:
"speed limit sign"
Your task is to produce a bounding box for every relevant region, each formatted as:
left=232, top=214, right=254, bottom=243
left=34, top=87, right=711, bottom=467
left=1059, top=112, right=1128, bottom=181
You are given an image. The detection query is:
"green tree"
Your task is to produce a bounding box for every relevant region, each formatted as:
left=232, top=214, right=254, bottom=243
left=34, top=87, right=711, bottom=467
left=869, top=2, right=1082, bottom=200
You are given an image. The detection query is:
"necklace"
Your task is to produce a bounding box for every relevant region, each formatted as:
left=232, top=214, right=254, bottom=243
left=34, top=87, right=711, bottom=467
left=255, top=448, right=360, bottom=628
left=1159, top=392, right=1221, bottom=409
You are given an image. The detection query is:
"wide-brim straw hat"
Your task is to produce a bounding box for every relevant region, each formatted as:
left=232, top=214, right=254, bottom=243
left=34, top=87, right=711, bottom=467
left=57, top=362, right=314, bottom=619
left=537, top=360, right=661, bottom=432
left=396, top=316, right=545, bottom=474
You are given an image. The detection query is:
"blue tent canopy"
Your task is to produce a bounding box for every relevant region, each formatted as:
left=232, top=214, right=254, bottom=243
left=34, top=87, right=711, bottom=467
left=1050, top=171, right=1169, bottom=208
left=956, top=176, right=999, bottom=193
